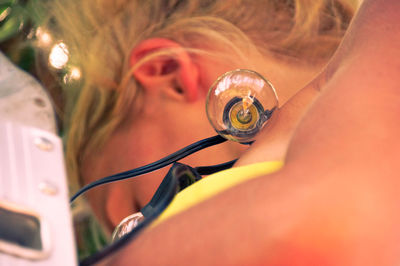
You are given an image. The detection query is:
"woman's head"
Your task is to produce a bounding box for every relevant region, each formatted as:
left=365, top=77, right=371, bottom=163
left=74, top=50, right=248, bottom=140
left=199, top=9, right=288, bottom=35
left=44, top=0, right=358, bottom=230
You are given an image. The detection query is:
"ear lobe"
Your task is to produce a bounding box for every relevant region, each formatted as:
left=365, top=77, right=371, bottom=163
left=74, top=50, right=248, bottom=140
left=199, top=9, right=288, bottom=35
left=130, top=38, right=199, bottom=101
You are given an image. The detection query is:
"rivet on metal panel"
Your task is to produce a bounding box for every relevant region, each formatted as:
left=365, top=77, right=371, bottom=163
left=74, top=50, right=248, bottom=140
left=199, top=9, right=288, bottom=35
left=34, top=136, right=53, bottom=151
left=38, top=181, right=59, bottom=196
left=34, top=97, right=46, bottom=107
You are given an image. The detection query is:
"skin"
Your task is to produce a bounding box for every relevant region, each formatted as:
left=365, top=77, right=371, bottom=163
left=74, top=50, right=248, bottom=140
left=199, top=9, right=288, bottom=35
left=81, top=51, right=321, bottom=231
left=97, top=0, right=400, bottom=264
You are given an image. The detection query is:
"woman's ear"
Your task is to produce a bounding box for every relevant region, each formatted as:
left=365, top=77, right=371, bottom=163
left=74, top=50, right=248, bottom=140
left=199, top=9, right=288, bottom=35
left=130, top=38, right=199, bottom=102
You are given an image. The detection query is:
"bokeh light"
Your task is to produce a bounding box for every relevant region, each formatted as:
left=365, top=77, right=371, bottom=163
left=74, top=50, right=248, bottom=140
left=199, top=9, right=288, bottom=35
left=35, top=27, right=52, bottom=46
left=63, top=66, right=82, bottom=83
left=49, top=42, right=69, bottom=69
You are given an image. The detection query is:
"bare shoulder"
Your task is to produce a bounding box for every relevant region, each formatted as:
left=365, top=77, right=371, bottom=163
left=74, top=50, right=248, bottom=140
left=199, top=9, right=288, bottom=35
left=102, top=1, right=400, bottom=265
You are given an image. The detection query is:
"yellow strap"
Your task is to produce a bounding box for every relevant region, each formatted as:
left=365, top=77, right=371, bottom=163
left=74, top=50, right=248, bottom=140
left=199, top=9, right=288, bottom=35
left=154, top=161, right=284, bottom=225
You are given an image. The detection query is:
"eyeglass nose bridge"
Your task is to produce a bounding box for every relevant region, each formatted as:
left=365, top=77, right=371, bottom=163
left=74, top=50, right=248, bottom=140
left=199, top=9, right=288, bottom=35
left=111, top=162, right=202, bottom=242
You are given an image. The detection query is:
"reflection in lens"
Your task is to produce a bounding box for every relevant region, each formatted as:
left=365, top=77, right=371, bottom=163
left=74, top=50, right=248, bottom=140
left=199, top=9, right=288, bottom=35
left=111, top=212, right=144, bottom=242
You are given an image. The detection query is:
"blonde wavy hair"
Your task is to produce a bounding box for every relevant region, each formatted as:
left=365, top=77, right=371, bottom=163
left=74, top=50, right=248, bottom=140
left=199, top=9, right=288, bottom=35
left=43, top=0, right=359, bottom=192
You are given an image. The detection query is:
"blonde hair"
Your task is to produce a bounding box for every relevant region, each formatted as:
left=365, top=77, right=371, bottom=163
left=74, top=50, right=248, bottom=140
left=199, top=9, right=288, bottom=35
left=43, top=0, right=359, bottom=192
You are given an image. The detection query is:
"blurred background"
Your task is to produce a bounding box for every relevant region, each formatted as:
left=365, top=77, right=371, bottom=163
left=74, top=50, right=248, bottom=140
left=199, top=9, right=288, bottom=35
left=0, top=0, right=107, bottom=259
left=1, top=0, right=74, bottom=133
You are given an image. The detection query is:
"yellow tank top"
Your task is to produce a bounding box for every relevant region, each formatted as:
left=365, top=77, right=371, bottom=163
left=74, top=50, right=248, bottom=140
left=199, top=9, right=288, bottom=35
left=154, top=161, right=283, bottom=225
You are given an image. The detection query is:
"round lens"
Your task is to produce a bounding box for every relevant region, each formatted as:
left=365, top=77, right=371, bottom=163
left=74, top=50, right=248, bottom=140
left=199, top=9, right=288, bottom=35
left=206, top=69, right=278, bottom=143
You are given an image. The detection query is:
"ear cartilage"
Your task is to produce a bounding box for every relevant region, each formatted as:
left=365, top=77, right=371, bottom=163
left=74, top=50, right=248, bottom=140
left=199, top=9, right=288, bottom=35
left=206, top=69, right=278, bottom=143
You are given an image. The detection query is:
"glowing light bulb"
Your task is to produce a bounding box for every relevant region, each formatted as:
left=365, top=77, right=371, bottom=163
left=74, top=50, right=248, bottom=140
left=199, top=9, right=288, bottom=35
left=206, top=69, right=278, bottom=143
